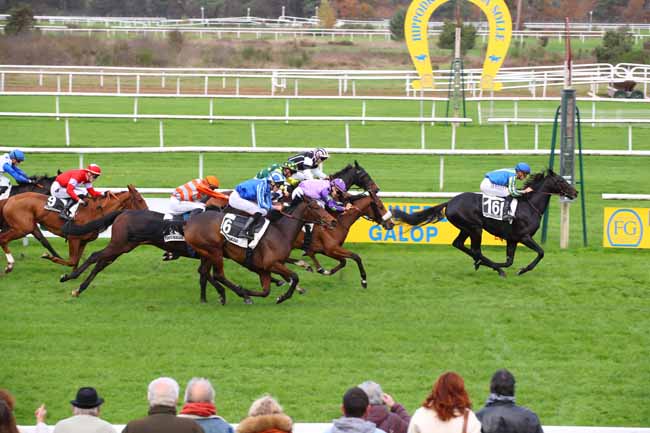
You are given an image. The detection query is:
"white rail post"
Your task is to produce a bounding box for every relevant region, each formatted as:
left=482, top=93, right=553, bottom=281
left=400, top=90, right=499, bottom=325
left=645, top=69, right=648, bottom=98
left=338, top=78, right=343, bottom=96
left=592, top=100, right=596, bottom=127
left=56, top=75, right=61, bottom=93
left=68, top=73, right=72, bottom=93
left=199, top=152, right=204, bottom=178
left=209, top=98, right=214, bottom=124
left=503, top=123, right=509, bottom=150
left=420, top=123, right=425, bottom=149
left=39, top=70, right=43, bottom=86
left=251, top=122, right=256, bottom=147
left=477, top=101, right=482, bottom=125
left=543, top=72, right=547, bottom=98
left=285, top=98, right=290, bottom=124
left=159, top=120, right=164, bottom=147
left=117, top=76, right=121, bottom=94
left=100, top=70, right=104, bottom=87
left=294, top=79, right=299, bottom=96
left=451, top=123, right=457, bottom=150
left=514, top=100, right=518, bottom=125
left=352, top=80, right=356, bottom=97
left=204, top=75, right=209, bottom=95
left=628, top=124, right=633, bottom=151
left=236, top=78, right=240, bottom=96
left=439, top=156, right=444, bottom=190
left=419, top=97, right=424, bottom=119
left=79, top=154, right=84, bottom=169
left=430, top=101, right=436, bottom=126
left=222, top=73, right=226, bottom=89
left=162, top=72, right=166, bottom=88
left=362, top=100, right=366, bottom=126
left=133, top=97, right=138, bottom=122
left=136, top=74, right=140, bottom=94
left=55, top=96, right=60, bottom=120
left=534, top=123, right=539, bottom=150
left=345, top=122, right=350, bottom=148
left=65, top=118, right=70, bottom=146
left=176, top=77, right=180, bottom=95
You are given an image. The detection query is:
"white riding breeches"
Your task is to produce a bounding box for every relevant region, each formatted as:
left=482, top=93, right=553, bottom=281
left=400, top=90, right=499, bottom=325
left=228, top=190, right=267, bottom=216
left=480, top=178, right=509, bottom=197
left=168, top=197, right=205, bottom=215
left=50, top=181, right=87, bottom=201
left=0, top=175, right=11, bottom=200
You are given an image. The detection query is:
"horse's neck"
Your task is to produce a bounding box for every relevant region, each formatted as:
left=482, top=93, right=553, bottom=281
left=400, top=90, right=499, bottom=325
left=338, top=197, right=371, bottom=230
left=275, top=203, right=307, bottom=238
left=77, top=195, right=127, bottom=223
left=526, top=180, right=553, bottom=213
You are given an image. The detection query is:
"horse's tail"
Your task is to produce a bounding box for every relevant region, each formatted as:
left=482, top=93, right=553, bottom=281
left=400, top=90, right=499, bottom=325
left=393, top=202, right=447, bottom=226
left=62, top=211, right=123, bottom=237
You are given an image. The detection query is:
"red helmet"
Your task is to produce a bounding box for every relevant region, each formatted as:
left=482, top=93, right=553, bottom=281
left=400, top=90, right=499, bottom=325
left=86, top=164, right=102, bottom=176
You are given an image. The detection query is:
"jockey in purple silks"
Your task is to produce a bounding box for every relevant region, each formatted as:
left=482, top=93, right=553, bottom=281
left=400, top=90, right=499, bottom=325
left=291, top=178, right=351, bottom=212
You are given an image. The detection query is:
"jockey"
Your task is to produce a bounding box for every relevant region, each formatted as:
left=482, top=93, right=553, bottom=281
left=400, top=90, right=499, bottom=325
left=168, top=175, right=226, bottom=216
left=256, top=161, right=300, bottom=187
left=480, top=162, right=533, bottom=222
left=229, top=171, right=286, bottom=240
left=287, top=147, right=329, bottom=182
left=292, top=177, right=352, bottom=213
left=0, top=149, right=32, bottom=200
left=50, top=164, right=103, bottom=220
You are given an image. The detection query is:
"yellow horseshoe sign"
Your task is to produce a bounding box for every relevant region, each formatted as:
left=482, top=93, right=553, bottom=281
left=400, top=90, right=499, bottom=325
left=404, top=0, right=512, bottom=91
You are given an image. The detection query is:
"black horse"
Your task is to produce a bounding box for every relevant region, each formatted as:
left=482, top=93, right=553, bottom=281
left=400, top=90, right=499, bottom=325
left=9, top=173, right=58, bottom=196
left=393, top=170, right=578, bottom=276
left=330, top=161, right=378, bottom=192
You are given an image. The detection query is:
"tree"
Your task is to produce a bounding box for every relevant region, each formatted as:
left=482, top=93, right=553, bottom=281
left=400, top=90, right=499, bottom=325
left=437, top=21, right=477, bottom=55
left=389, top=7, right=405, bottom=41
left=318, top=0, right=336, bottom=28
left=4, top=4, right=35, bottom=35
left=593, top=27, right=640, bottom=63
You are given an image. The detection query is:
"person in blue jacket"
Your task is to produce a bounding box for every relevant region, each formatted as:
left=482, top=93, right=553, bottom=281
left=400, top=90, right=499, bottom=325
left=228, top=172, right=286, bottom=240
left=0, top=149, right=33, bottom=199
left=480, top=162, right=533, bottom=222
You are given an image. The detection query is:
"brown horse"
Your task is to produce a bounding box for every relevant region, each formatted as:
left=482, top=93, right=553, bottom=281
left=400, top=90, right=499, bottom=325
left=184, top=197, right=337, bottom=305
left=0, top=185, right=147, bottom=273
left=287, top=190, right=394, bottom=288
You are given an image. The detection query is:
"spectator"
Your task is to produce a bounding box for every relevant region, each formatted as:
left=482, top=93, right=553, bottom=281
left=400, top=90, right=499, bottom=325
left=324, top=387, right=385, bottom=433
left=476, top=369, right=543, bottom=433
left=178, top=378, right=233, bottom=433
left=50, top=387, right=116, bottom=433
left=0, top=389, right=19, bottom=433
left=236, top=395, right=292, bottom=433
left=358, top=381, right=410, bottom=433
left=407, top=372, right=481, bottom=433
left=122, top=377, right=202, bottom=433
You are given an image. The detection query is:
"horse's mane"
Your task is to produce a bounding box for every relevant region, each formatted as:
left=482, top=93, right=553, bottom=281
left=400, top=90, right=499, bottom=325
left=524, top=169, right=556, bottom=188
left=329, top=164, right=354, bottom=179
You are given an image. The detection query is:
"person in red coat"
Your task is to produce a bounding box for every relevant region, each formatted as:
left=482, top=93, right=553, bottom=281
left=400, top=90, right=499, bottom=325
left=50, top=164, right=103, bottom=220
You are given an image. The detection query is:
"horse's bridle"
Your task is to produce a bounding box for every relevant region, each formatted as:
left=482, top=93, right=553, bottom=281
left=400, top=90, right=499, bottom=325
left=277, top=201, right=334, bottom=228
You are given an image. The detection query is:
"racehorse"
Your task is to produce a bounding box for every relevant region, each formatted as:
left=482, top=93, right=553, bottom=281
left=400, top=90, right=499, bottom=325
left=184, top=197, right=337, bottom=305
left=330, top=161, right=379, bottom=192
left=393, top=170, right=578, bottom=276
left=287, top=191, right=394, bottom=288
left=0, top=185, right=147, bottom=273
left=9, top=174, right=58, bottom=196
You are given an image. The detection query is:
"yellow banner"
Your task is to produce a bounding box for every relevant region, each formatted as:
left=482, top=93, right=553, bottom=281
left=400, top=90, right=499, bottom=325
left=603, top=207, right=650, bottom=248
left=404, top=0, right=512, bottom=91
left=346, top=202, right=505, bottom=245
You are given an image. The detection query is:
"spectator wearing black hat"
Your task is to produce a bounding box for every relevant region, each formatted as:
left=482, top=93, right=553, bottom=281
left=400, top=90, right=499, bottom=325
left=324, top=387, right=386, bottom=433
left=51, top=387, right=116, bottom=433
left=476, top=369, right=543, bottom=433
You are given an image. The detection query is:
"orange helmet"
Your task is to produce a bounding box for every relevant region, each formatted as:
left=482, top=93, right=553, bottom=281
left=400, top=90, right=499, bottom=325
left=203, top=175, right=220, bottom=188
left=86, top=164, right=102, bottom=176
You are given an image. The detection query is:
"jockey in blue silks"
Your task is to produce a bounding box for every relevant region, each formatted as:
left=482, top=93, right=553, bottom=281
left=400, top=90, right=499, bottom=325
left=0, top=149, right=32, bottom=200
left=229, top=172, right=286, bottom=240
left=480, top=162, right=533, bottom=222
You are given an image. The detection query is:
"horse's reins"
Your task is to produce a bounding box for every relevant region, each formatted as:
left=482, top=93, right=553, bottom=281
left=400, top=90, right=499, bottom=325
left=277, top=208, right=331, bottom=227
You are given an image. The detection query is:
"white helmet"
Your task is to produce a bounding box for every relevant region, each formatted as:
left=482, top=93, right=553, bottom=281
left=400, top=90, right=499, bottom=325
left=314, top=147, right=329, bottom=161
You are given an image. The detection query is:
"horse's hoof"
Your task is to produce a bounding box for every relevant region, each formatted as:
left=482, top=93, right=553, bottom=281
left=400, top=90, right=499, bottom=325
left=317, top=268, right=331, bottom=275
left=71, top=289, right=80, bottom=297
left=275, top=279, right=286, bottom=287
left=4, top=266, right=13, bottom=274
left=498, top=270, right=507, bottom=278
left=361, top=279, right=367, bottom=288
left=276, top=296, right=287, bottom=304
left=219, top=297, right=226, bottom=306
left=243, top=297, right=253, bottom=305
left=473, top=260, right=481, bottom=271
left=60, top=274, right=69, bottom=283
left=304, top=266, right=314, bottom=273
left=41, top=253, right=51, bottom=260
left=517, top=268, right=528, bottom=276
left=297, top=286, right=306, bottom=295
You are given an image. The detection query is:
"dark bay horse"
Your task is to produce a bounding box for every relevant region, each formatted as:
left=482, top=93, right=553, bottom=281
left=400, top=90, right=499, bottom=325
left=393, top=170, right=578, bottom=276
left=330, top=161, right=379, bottom=192
left=184, top=198, right=337, bottom=305
left=9, top=174, right=57, bottom=196
left=0, top=185, right=147, bottom=273
left=287, top=191, right=394, bottom=288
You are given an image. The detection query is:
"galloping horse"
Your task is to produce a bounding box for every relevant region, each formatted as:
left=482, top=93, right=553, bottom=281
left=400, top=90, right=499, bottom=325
left=287, top=190, right=394, bottom=288
left=9, top=174, right=57, bottom=196
left=393, top=170, right=578, bottom=276
left=330, top=161, right=379, bottom=193
left=184, top=197, right=337, bottom=305
left=0, top=185, right=147, bottom=273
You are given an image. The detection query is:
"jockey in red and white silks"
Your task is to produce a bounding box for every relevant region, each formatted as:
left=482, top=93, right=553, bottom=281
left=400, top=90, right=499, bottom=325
left=51, top=164, right=103, bottom=204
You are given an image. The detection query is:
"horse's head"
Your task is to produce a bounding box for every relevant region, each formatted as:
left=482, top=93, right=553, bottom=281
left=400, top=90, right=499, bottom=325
left=125, top=185, right=148, bottom=210
left=526, top=169, right=578, bottom=200
left=301, top=197, right=337, bottom=230
left=91, top=185, right=148, bottom=214
left=330, top=161, right=379, bottom=193
left=349, top=191, right=394, bottom=230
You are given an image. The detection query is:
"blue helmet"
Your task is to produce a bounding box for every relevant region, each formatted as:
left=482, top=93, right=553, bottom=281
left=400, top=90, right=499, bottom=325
left=267, top=171, right=286, bottom=185
left=515, top=162, right=531, bottom=174
left=9, top=149, right=25, bottom=162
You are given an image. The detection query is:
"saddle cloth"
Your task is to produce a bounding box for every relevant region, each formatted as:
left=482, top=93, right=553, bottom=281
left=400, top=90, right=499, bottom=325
left=44, top=196, right=80, bottom=219
left=481, top=195, right=518, bottom=221
left=220, top=213, right=270, bottom=249
left=163, top=221, right=186, bottom=242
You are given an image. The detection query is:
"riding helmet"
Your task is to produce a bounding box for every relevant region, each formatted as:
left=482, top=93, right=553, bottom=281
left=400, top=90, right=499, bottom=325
left=86, top=164, right=102, bottom=176
left=9, top=149, right=25, bottom=162
left=515, top=162, right=531, bottom=174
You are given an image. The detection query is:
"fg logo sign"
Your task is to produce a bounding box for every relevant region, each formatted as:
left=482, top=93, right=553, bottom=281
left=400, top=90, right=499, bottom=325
left=604, top=208, right=646, bottom=248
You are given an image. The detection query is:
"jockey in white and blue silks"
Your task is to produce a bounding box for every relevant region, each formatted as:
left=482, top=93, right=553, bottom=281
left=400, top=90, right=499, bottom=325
left=0, top=149, right=32, bottom=200
left=229, top=172, right=286, bottom=240
left=480, top=162, right=533, bottom=221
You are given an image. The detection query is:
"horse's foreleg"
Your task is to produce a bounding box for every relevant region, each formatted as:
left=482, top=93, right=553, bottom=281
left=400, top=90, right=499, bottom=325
left=517, top=236, right=544, bottom=275
left=70, top=243, right=136, bottom=297
left=451, top=231, right=478, bottom=265
left=31, top=227, right=62, bottom=259
left=492, top=240, right=517, bottom=268
left=285, top=257, right=313, bottom=273
left=0, top=228, right=29, bottom=274
left=272, top=264, right=299, bottom=304
left=467, top=232, right=506, bottom=277
left=44, top=238, right=86, bottom=267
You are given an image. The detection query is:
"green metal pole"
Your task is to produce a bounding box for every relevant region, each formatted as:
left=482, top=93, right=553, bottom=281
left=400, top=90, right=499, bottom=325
left=541, top=106, right=561, bottom=244
left=575, top=107, right=588, bottom=246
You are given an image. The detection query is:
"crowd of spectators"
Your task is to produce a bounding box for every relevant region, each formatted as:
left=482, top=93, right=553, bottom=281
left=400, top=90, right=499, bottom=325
left=0, top=369, right=543, bottom=433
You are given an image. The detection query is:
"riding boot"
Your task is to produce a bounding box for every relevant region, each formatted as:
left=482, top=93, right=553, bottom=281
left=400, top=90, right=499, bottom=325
left=59, top=199, right=75, bottom=221
left=0, top=186, right=8, bottom=200
left=502, top=196, right=514, bottom=223
left=242, top=212, right=264, bottom=240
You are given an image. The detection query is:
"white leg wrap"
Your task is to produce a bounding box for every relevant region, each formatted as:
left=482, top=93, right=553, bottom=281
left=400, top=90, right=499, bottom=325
left=6, top=253, right=15, bottom=264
